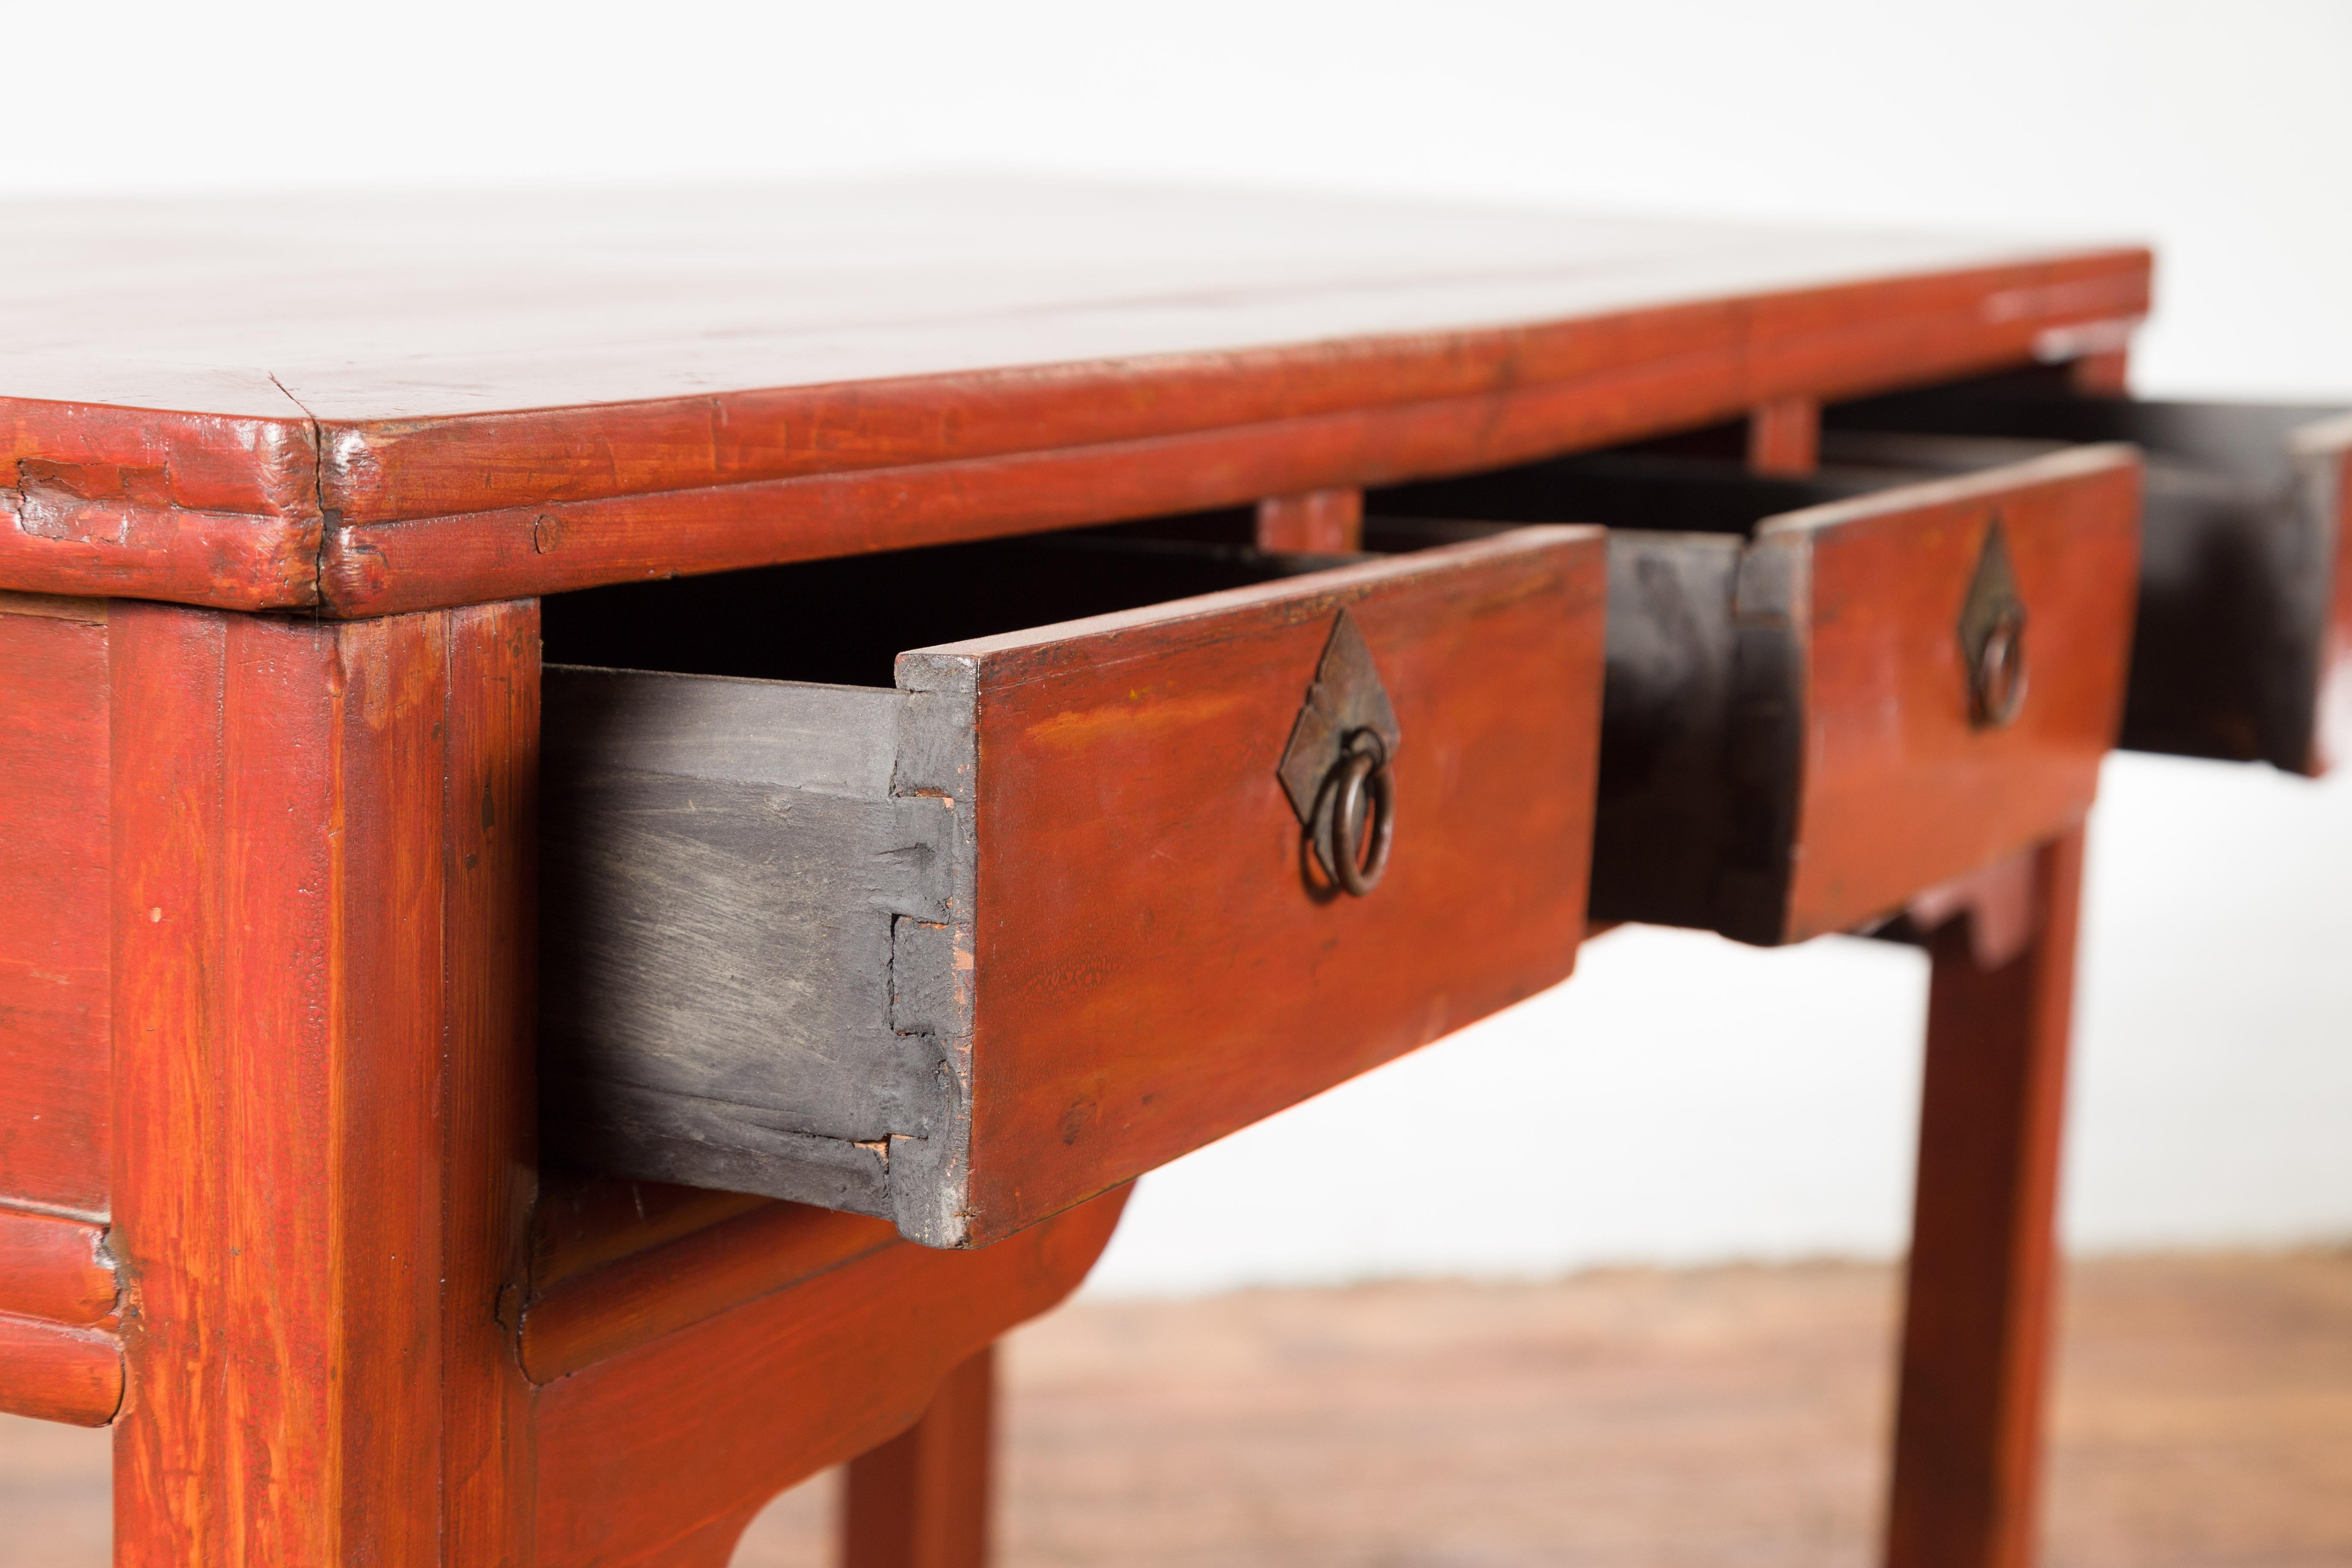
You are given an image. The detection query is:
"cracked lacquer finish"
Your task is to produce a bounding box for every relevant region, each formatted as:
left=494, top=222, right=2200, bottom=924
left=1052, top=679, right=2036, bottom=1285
left=0, top=409, right=321, bottom=608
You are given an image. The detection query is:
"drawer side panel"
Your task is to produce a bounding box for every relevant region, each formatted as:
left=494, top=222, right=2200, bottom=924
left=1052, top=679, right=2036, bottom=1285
left=1586, top=532, right=1746, bottom=930
left=2297, top=417, right=2352, bottom=774
left=540, top=671, right=946, bottom=1214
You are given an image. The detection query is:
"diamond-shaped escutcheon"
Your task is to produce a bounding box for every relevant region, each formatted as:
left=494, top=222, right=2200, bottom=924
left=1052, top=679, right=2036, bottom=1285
left=1278, top=610, right=1403, bottom=879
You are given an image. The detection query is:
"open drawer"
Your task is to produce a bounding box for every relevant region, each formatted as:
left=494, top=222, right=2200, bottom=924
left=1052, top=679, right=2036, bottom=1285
left=539, top=528, right=1606, bottom=1248
left=1827, top=380, right=2352, bottom=775
left=1369, top=444, right=2141, bottom=945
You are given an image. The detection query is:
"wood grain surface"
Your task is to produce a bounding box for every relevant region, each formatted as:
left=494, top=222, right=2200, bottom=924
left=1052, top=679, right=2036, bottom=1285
left=0, top=183, right=2147, bottom=613
left=537, top=671, right=940, bottom=1221
left=0, top=599, right=110, bottom=1217
left=528, top=1175, right=775, bottom=1294
left=521, top=1200, right=898, bottom=1383
left=438, top=599, right=544, bottom=1568
left=106, top=600, right=540, bottom=1566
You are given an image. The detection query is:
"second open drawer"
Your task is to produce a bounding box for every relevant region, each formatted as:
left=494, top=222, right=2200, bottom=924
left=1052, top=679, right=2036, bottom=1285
left=1825, top=380, right=2352, bottom=775
left=1372, top=444, right=2142, bottom=945
left=539, top=527, right=1605, bottom=1247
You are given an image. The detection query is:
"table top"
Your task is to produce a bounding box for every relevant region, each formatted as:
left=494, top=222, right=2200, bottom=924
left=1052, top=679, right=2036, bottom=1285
left=0, top=179, right=2149, bottom=616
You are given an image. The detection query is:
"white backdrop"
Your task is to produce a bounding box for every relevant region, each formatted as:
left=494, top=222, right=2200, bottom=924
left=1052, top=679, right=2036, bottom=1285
left=11, top=0, right=2347, bottom=1291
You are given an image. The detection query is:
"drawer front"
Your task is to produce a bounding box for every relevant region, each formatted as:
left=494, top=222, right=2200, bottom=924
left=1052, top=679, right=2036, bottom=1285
left=917, top=528, right=1603, bottom=1243
left=543, top=527, right=1605, bottom=1248
left=1372, top=447, right=2141, bottom=945
left=1826, top=389, right=2352, bottom=775
left=1760, top=447, right=2140, bottom=941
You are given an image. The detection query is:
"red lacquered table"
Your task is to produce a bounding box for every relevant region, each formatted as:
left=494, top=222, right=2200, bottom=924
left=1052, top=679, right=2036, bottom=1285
left=0, top=181, right=2201, bottom=1567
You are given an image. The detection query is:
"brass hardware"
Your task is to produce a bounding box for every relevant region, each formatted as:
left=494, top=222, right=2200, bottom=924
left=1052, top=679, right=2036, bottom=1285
left=1327, top=732, right=1396, bottom=896
left=1279, top=610, right=1403, bottom=895
left=1958, top=517, right=2029, bottom=728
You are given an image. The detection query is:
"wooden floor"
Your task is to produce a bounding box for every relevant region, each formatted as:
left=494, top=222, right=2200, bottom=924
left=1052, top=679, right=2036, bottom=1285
left=4, top=1253, right=2346, bottom=1566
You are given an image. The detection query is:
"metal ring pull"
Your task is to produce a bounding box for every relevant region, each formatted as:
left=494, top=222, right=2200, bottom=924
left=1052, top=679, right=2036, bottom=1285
left=1957, top=516, right=2028, bottom=731
left=1326, top=732, right=1394, bottom=897
left=1969, top=603, right=2028, bottom=729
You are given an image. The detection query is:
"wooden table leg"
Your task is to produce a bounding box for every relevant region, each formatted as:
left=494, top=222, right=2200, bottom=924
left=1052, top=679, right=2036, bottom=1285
left=842, top=1344, right=998, bottom=1568
left=108, top=601, right=540, bottom=1566
left=1885, top=826, right=2086, bottom=1568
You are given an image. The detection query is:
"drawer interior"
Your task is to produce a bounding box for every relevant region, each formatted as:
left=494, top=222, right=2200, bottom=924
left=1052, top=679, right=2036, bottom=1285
left=542, top=525, right=1350, bottom=686
left=1372, top=373, right=2352, bottom=775
left=1828, top=371, right=2343, bottom=487
left=537, top=518, right=1607, bottom=1243
left=539, top=527, right=1364, bottom=1230
left=1364, top=454, right=1856, bottom=942
left=1367, top=451, right=1887, bottom=541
